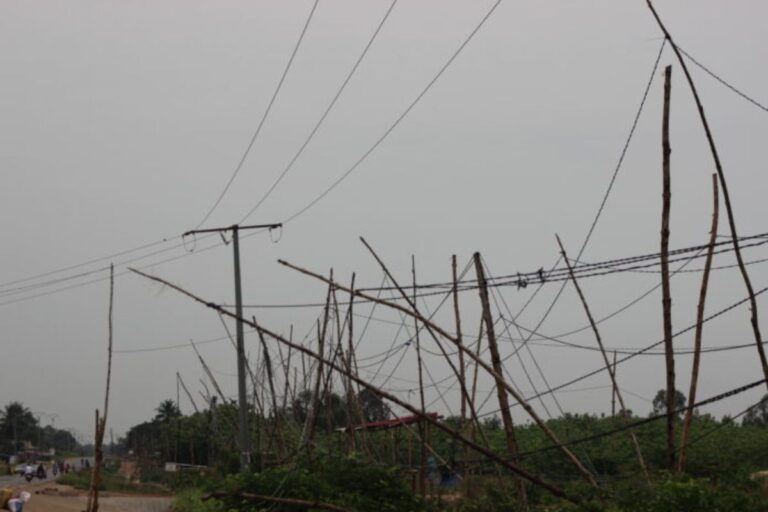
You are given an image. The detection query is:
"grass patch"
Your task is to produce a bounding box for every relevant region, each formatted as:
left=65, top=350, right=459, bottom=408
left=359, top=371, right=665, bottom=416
left=57, top=470, right=170, bottom=495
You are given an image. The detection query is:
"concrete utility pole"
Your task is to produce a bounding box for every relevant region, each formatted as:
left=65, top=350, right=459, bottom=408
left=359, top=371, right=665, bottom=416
left=183, top=223, right=282, bottom=472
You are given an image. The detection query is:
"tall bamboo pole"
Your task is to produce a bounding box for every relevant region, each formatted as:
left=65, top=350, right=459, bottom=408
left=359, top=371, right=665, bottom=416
left=660, top=63, right=677, bottom=469
left=474, top=253, right=532, bottom=504
left=411, top=255, right=427, bottom=496
left=646, top=1, right=768, bottom=390
left=452, top=255, right=469, bottom=481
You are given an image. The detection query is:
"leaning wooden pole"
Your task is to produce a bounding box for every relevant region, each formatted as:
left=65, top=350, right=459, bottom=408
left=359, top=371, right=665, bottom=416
left=279, top=256, right=596, bottom=488
left=282, top=327, right=294, bottom=413
left=646, top=1, right=768, bottom=390
left=411, top=256, right=428, bottom=496
left=127, top=267, right=578, bottom=504
left=361, top=241, right=510, bottom=458
left=306, top=277, right=333, bottom=446
left=474, top=253, right=533, bottom=503
left=678, top=174, right=719, bottom=472
left=556, top=237, right=649, bottom=481
left=255, top=320, right=286, bottom=458
left=177, top=372, right=200, bottom=414
left=660, top=63, right=676, bottom=469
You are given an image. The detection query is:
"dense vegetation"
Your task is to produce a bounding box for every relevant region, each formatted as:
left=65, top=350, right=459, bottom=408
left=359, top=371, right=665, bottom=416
left=0, top=401, right=85, bottom=457
left=113, top=392, right=768, bottom=511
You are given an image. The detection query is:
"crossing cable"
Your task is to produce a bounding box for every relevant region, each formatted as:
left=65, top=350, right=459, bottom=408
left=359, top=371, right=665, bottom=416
left=194, top=0, right=320, bottom=229
left=678, top=46, right=768, bottom=113
left=484, top=256, right=563, bottom=416
left=5, top=224, right=763, bottom=308
left=226, top=232, right=768, bottom=312
left=0, top=230, right=259, bottom=308
left=280, top=0, right=503, bottom=225
left=518, top=378, right=766, bottom=458
left=362, top=278, right=416, bottom=386
left=351, top=310, right=768, bottom=356
left=501, top=243, right=708, bottom=353
left=238, top=0, right=399, bottom=223
left=496, top=39, right=667, bottom=403
left=479, top=281, right=768, bottom=418
left=372, top=258, right=473, bottom=387
left=451, top=378, right=766, bottom=466
left=101, top=243, right=766, bottom=356
left=672, top=396, right=768, bottom=454
left=0, top=237, right=175, bottom=290
left=110, top=241, right=762, bottom=356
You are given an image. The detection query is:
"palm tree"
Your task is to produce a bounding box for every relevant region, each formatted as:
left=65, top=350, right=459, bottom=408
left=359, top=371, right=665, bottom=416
left=154, top=400, right=180, bottom=423
left=154, top=400, right=181, bottom=463
left=0, top=402, right=39, bottom=453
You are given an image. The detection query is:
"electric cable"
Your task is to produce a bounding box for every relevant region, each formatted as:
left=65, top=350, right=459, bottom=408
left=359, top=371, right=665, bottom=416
left=238, top=0, right=399, bottom=223
left=280, top=0, right=503, bottom=225
left=679, top=46, right=768, bottom=113
left=477, top=281, right=768, bottom=418
left=194, top=0, right=320, bottom=229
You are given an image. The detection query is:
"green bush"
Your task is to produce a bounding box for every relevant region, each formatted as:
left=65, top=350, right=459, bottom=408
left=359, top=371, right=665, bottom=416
left=204, top=452, right=425, bottom=512
left=173, top=489, right=226, bottom=512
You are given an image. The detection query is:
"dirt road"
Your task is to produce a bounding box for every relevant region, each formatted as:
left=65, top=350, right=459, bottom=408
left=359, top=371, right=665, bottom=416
left=11, top=480, right=172, bottom=512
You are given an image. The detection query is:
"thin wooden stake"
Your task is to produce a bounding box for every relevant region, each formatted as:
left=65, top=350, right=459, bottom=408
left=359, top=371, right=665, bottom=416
left=87, top=263, right=115, bottom=512
left=412, top=255, right=427, bottom=496
left=556, top=237, right=649, bottom=481
left=611, top=351, right=617, bottom=418
left=282, top=326, right=293, bottom=412
left=678, top=174, right=719, bottom=472
left=452, top=255, right=469, bottom=482
left=306, top=275, right=333, bottom=445
left=660, top=63, right=676, bottom=469
left=255, top=319, right=286, bottom=458
left=177, top=372, right=199, bottom=414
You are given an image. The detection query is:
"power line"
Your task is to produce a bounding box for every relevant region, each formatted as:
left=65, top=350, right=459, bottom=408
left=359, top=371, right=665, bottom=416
left=194, top=0, right=320, bottom=229
left=679, top=46, right=768, bottom=113
left=280, top=0, right=503, bottom=225
left=0, top=237, right=175, bottom=290
left=225, top=234, right=768, bottom=310
left=500, top=282, right=768, bottom=415
left=465, top=378, right=766, bottom=464
left=238, top=0, right=399, bottom=224
left=0, top=229, right=269, bottom=308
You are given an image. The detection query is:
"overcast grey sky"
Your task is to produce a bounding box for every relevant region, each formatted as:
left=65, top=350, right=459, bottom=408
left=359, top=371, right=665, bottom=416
left=1, top=0, right=767, bottom=442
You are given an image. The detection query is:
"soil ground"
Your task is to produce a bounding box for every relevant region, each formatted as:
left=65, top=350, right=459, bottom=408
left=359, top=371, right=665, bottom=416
left=12, top=480, right=172, bottom=512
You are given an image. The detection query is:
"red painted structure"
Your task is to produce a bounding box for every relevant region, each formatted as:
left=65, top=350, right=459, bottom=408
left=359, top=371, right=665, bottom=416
left=338, top=412, right=442, bottom=432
